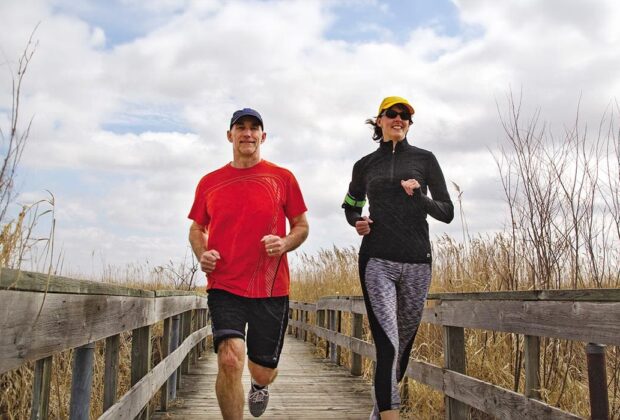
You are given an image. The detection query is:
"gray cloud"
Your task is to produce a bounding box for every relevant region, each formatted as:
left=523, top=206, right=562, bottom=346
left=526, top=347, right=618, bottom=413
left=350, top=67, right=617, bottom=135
left=1, top=0, right=618, bottom=274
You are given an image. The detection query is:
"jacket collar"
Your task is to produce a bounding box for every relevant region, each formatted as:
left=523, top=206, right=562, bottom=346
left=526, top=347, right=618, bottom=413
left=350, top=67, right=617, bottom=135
left=378, top=137, right=410, bottom=152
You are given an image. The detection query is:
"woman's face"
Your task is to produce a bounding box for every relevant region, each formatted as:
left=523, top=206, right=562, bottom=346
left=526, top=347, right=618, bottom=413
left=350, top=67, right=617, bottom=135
left=377, top=104, right=411, bottom=142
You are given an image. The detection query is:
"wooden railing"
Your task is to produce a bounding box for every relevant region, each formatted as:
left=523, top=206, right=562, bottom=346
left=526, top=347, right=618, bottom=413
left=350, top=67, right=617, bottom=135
left=288, top=289, right=620, bottom=420
left=0, top=268, right=210, bottom=419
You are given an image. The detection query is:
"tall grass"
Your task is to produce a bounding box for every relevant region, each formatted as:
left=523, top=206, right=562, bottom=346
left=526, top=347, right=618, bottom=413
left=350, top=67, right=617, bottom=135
left=290, top=237, right=620, bottom=419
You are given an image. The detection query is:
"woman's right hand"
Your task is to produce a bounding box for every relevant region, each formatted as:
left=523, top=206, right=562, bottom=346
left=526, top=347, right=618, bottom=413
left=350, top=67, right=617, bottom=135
left=355, top=216, right=373, bottom=236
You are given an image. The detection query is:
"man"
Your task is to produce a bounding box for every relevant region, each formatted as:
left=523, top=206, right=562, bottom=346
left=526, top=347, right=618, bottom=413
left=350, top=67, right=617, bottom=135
left=188, top=108, right=309, bottom=419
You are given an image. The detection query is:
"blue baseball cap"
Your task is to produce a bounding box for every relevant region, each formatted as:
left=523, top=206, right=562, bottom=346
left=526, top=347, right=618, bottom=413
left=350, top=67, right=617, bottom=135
left=229, top=108, right=263, bottom=129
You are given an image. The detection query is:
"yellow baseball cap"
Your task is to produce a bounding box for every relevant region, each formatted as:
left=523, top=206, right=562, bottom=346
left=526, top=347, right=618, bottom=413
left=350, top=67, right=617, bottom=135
left=377, top=96, right=415, bottom=116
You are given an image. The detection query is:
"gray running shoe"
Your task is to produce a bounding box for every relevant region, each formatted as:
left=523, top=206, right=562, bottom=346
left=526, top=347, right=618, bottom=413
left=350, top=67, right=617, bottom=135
left=248, top=382, right=270, bottom=417
left=369, top=404, right=380, bottom=420
left=369, top=385, right=380, bottom=420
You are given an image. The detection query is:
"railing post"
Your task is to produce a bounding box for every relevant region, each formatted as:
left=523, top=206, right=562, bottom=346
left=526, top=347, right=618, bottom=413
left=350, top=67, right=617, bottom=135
left=131, top=325, right=152, bottom=420
left=524, top=335, right=541, bottom=399
left=103, top=334, right=120, bottom=411
left=31, top=356, right=52, bottom=420
left=168, top=314, right=181, bottom=401
left=336, top=309, right=342, bottom=365
left=443, top=326, right=467, bottom=420
left=196, top=309, right=205, bottom=357
left=287, top=307, right=293, bottom=335
left=69, top=342, right=95, bottom=420
left=328, top=309, right=336, bottom=363
left=160, top=317, right=171, bottom=412
left=586, top=343, right=609, bottom=420
left=294, top=308, right=300, bottom=339
left=191, top=310, right=198, bottom=366
left=350, top=312, right=363, bottom=376
left=201, top=308, right=208, bottom=352
left=181, top=310, right=192, bottom=375
left=317, top=309, right=327, bottom=357
left=302, top=310, right=309, bottom=342
left=400, top=377, right=410, bottom=407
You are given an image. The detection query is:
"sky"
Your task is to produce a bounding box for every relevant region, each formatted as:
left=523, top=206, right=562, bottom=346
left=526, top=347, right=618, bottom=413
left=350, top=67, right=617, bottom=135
left=1, top=0, right=619, bottom=278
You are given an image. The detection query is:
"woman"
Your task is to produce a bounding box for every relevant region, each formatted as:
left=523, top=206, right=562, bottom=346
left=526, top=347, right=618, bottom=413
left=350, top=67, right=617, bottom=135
left=342, top=96, right=454, bottom=419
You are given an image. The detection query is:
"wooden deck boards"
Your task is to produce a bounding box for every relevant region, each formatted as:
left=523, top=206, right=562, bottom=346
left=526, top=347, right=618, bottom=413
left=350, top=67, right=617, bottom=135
left=152, top=337, right=374, bottom=419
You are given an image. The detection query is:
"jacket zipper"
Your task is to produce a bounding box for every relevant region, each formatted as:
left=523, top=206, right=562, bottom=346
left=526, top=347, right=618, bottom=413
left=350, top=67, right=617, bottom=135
left=390, top=147, right=396, bottom=182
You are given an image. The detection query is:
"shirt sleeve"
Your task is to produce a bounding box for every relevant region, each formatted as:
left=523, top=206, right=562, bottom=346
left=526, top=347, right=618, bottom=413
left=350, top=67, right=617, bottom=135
left=342, top=160, right=367, bottom=227
left=187, top=178, right=211, bottom=227
left=414, top=153, right=454, bottom=224
left=284, top=172, right=308, bottom=220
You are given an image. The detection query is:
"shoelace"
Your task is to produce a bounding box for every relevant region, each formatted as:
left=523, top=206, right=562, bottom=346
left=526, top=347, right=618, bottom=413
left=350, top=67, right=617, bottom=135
left=249, top=388, right=268, bottom=403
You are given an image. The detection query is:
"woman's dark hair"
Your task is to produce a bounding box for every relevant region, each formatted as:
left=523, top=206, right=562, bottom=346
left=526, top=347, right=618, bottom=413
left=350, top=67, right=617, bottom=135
left=365, top=117, right=383, bottom=142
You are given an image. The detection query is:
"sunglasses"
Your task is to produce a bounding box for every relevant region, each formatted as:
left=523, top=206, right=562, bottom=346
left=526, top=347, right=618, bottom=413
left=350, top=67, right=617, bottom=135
left=382, top=109, right=411, bottom=121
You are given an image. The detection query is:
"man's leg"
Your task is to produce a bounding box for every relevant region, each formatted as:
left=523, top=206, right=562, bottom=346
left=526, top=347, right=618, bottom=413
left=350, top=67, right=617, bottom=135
left=247, top=360, right=278, bottom=386
left=215, top=338, right=245, bottom=420
left=246, top=295, right=288, bottom=417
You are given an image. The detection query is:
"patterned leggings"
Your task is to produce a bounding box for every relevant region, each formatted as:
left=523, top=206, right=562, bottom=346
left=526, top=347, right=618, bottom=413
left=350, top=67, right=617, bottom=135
left=359, top=255, right=432, bottom=412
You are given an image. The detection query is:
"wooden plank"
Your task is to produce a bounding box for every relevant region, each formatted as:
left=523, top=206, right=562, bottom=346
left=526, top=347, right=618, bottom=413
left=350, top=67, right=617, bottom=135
left=103, top=334, right=120, bottom=411
left=316, top=296, right=366, bottom=314
left=69, top=343, right=95, bottom=420
left=350, top=313, right=363, bottom=376
left=0, top=291, right=207, bottom=375
left=425, top=300, right=620, bottom=346
left=31, top=356, right=52, bottom=420
left=160, top=317, right=171, bottom=412
left=181, top=311, right=192, bottom=375
left=289, top=301, right=317, bottom=312
left=524, top=335, right=541, bottom=399
left=404, top=361, right=582, bottom=419
left=442, top=369, right=582, bottom=419
left=428, top=288, right=620, bottom=302
left=444, top=326, right=467, bottom=419
left=100, top=326, right=210, bottom=420
left=0, top=268, right=151, bottom=297
left=155, top=290, right=206, bottom=297
left=131, top=325, right=151, bottom=420
left=305, top=325, right=375, bottom=360
left=151, top=336, right=374, bottom=419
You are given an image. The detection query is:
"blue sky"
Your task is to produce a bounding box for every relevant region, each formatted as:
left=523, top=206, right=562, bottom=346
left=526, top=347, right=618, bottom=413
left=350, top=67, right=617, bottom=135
left=1, top=0, right=619, bottom=277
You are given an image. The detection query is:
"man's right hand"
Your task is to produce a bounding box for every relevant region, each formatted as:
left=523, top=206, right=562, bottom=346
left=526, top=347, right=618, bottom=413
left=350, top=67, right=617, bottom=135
left=355, top=216, right=373, bottom=236
left=200, top=250, right=221, bottom=274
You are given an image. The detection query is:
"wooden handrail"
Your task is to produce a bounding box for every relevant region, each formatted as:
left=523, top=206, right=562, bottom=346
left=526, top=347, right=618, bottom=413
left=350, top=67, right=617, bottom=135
left=289, top=289, right=620, bottom=420
left=0, top=268, right=209, bottom=419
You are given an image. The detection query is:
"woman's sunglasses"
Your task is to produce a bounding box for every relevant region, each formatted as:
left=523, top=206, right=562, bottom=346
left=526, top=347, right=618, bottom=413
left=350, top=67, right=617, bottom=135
left=382, top=109, right=411, bottom=121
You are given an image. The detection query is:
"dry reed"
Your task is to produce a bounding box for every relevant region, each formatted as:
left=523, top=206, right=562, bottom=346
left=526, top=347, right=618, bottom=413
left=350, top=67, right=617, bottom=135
left=290, top=238, right=620, bottom=419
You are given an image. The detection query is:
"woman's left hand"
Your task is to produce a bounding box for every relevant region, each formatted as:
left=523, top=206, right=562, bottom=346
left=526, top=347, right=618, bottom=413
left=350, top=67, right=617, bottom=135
left=401, top=179, right=420, bottom=196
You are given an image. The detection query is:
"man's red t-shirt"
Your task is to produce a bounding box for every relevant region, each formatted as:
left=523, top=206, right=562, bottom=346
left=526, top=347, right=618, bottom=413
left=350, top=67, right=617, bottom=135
left=188, top=160, right=307, bottom=298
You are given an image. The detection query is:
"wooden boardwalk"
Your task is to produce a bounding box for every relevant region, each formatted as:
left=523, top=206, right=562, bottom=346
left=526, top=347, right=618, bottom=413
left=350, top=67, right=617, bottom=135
left=152, top=337, right=374, bottom=419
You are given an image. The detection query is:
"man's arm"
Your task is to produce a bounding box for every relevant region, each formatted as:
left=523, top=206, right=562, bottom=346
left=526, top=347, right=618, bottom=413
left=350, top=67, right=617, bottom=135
left=284, top=212, right=309, bottom=252
left=261, top=212, right=309, bottom=256
left=189, top=221, right=220, bottom=273
left=189, top=221, right=208, bottom=259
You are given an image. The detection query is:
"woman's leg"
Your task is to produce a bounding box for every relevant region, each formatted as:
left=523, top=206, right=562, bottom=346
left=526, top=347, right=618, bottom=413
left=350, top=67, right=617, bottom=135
left=395, top=263, right=432, bottom=381
left=359, top=256, right=403, bottom=414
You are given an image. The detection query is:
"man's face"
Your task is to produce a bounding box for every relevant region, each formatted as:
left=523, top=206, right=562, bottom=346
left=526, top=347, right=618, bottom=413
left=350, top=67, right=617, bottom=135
left=227, top=116, right=266, bottom=157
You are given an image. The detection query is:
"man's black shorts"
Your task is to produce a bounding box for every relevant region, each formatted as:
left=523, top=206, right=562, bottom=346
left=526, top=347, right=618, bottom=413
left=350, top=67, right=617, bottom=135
left=207, top=288, right=289, bottom=369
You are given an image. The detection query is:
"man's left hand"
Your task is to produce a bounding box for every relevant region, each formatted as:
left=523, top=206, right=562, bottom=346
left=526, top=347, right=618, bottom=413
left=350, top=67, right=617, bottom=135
left=261, top=235, right=286, bottom=257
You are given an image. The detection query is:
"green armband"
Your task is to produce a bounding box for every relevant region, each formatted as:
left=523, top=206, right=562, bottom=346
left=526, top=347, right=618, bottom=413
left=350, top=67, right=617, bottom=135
left=343, top=193, right=366, bottom=208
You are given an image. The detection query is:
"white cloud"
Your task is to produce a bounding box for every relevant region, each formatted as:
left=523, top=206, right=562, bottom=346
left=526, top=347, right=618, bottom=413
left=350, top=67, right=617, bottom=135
left=1, top=0, right=618, bottom=274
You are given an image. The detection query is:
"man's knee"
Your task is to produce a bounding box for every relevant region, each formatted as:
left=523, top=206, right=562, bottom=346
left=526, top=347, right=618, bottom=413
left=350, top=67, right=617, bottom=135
left=217, top=339, right=244, bottom=376
left=248, top=360, right=277, bottom=386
